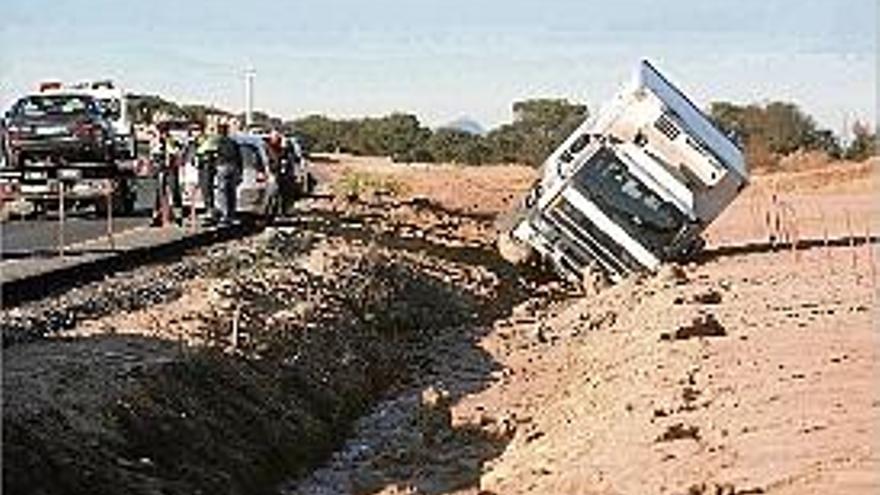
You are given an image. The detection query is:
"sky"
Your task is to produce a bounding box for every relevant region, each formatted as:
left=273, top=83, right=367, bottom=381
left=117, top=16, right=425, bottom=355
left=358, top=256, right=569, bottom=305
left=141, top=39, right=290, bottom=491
left=1, top=0, right=877, bottom=134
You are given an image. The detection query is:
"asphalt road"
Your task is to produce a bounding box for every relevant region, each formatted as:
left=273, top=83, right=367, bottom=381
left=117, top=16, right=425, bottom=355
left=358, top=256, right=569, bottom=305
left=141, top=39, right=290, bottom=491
left=1, top=178, right=156, bottom=256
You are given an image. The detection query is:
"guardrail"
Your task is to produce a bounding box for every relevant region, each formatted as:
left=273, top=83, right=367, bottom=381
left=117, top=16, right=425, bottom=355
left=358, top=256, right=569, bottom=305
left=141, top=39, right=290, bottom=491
left=0, top=157, right=207, bottom=257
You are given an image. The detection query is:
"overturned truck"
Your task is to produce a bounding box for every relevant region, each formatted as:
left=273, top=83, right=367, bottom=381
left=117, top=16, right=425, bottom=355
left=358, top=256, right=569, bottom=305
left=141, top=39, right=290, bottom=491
left=499, top=60, right=748, bottom=285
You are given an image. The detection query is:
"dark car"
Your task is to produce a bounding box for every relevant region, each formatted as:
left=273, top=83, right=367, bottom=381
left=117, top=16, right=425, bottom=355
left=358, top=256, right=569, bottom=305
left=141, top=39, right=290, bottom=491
left=4, top=93, right=116, bottom=167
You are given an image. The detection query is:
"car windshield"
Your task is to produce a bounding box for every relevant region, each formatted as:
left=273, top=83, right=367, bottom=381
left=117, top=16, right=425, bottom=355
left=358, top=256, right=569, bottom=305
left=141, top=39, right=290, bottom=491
left=572, top=148, right=687, bottom=253
left=14, top=95, right=96, bottom=118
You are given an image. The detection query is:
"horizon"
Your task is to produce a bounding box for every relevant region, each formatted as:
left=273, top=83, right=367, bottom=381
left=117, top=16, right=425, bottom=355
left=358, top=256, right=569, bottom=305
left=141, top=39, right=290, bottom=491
left=3, top=0, right=877, bottom=137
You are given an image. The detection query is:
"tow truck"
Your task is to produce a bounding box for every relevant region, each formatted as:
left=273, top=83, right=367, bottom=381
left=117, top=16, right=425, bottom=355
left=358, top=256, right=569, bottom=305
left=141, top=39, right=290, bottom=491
left=498, top=60, right=748, bottom=286
left=0, top=81, right=137, bottom=215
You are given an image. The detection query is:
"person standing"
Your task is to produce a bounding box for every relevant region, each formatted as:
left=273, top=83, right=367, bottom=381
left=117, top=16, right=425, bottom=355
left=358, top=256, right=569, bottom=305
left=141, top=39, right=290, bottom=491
left=150, top=125, right=176, bottom=226
left=151, top=124, right=187, bottom=226
left=196, top=127, right=220, bottom=224
left=214, top=122, right=241, bottom=225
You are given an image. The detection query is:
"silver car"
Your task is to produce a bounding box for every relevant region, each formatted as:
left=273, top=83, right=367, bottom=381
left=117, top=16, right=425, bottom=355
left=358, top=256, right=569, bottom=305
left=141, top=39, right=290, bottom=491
left=181, top=133, right=281, bottom=220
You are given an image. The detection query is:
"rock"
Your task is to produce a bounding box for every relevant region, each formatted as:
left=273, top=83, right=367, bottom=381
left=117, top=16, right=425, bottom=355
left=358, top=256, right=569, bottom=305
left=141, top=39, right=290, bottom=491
left=416, top=385, right=452, bottom=445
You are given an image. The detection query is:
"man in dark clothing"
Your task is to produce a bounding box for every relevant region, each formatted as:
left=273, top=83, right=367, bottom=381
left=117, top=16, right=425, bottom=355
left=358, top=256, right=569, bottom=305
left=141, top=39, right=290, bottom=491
left=214, top=123, right=241, bottom=225
left=196, top=131, right=220, bottom=224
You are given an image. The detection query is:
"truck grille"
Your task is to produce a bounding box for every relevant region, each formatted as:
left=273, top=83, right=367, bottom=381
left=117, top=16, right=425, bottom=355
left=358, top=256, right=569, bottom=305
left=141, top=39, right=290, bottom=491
left=544, top=194, right=639, bottom=281
left=654, top=113, right=681, bottom=141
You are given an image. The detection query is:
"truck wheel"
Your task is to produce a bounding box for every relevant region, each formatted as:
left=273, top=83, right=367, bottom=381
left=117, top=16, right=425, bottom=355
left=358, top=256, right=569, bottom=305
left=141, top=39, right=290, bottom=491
left=494, top=204, right=533, bottom=265
left=95, top=181, right=134, bottom=216
left=581, top=263, right=610, bottom=296
left=674, top=238, right=705, bottom=261
left=497, top=230, right=534, bottom=265
left=118, top=185, right=136, bottom=215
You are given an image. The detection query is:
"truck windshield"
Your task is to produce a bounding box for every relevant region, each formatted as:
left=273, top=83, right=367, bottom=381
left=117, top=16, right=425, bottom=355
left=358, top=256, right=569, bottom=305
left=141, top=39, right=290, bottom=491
left=97, top=98, right=121, bottom=120
left=572, top=148, right=687, bottom=254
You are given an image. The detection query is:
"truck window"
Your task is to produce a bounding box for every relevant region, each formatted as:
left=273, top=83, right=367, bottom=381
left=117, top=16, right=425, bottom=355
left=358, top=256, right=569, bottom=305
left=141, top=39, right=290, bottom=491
left=572, top=148, right=686, bottom=253
left=97, top=98, right=121, bottom=120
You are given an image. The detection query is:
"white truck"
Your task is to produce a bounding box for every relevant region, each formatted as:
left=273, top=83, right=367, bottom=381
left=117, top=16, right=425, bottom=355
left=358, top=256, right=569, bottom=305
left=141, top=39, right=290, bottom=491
left=65, top=80, right=136, bottom=159
left=499, top=60, right=748, bottom=285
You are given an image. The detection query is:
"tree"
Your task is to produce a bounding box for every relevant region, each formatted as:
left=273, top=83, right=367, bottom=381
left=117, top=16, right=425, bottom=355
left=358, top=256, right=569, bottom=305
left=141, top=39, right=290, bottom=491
left=240, top=111, right=282, bottom=130
left=427, top=128, right=491, bottom=165
left=486, top=98, right=588, bottom=166
left=709, top=100, right=842, bottom=169
left=180, top=104, right=230, bottom=125
left=845, top=121, right=878, bottom=161
left=127, top=94, right=184, bottom=124
left=289, top=114, right=345, bottom=152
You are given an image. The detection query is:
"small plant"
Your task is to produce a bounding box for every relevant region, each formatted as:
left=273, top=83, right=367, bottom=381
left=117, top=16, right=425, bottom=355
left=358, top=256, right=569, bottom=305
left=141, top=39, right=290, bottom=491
left=333, top=170, right=409, bottom=202
left=334, top=170, right=369, bottom=201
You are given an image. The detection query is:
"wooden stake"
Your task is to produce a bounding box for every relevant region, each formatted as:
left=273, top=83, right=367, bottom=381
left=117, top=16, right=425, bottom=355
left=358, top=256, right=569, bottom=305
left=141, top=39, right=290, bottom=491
left=790, top=206, right=799, bottom=263
left=846, top=211, right=856, bottom=270
left=866, top=222, right=876, bottom=288
left=106, top=185, right=115, bottom=250
left=161, top=174, right=170, bottom=229
left=189, top=185, right=198, bottom=233
left=58, top=181, right=65, bottom=257
left=231, top=304, right=241, bottom=351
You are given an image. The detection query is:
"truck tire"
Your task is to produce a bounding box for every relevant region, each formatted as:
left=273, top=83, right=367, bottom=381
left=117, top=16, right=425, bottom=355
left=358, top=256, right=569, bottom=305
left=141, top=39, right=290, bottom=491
left=95, top=180, right=134, bottom=216
left=494, top=202, right=534, bottom=265
left=581, top=262, right=610, bottom=297
left=497, top=230, right=534, bottom=265
left=671, top=238, right=705, bottom=262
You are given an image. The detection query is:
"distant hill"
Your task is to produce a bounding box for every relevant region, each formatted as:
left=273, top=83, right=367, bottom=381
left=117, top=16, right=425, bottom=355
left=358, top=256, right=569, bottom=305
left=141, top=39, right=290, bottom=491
left=442, top=116, right=486, bottom=136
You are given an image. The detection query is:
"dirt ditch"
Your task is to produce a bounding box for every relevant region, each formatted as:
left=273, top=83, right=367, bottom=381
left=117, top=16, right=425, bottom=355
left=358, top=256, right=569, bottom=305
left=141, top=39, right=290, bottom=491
left=2, top=190, right=537, bottom=495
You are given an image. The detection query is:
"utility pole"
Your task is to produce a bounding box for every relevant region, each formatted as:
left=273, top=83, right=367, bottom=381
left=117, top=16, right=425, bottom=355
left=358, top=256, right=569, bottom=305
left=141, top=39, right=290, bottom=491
left=244, top=68, right=255, bottom=129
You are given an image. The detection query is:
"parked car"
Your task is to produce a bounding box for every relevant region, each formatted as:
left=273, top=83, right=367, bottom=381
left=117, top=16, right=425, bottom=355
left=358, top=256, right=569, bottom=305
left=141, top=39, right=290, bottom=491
left=278, top=135, right=316, bottom=207
left=181, top=133, right=281, bottom=221
left=4, top=93, right=116, bottom=167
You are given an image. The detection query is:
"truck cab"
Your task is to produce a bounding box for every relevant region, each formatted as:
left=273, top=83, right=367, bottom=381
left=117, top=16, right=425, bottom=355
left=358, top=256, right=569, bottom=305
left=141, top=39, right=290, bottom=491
left=505, top=60, right=748, bottom=284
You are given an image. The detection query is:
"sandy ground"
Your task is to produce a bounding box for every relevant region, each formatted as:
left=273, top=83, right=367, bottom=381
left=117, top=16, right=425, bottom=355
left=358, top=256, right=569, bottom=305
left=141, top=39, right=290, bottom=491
left=5, top=154, right=878, bottom=495
left=461, top=247, right=878, bottom=495
left=294, top=155, right=880, bottom=494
